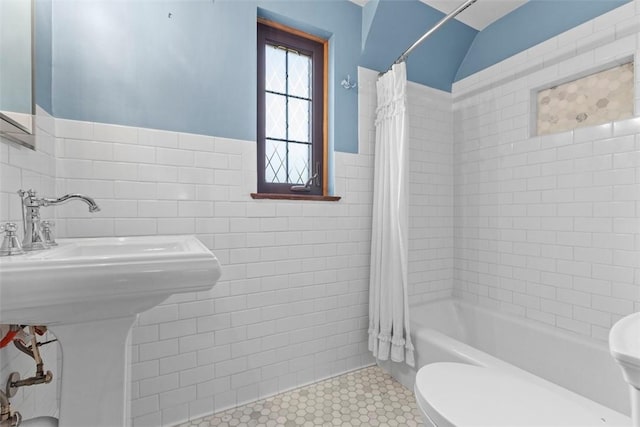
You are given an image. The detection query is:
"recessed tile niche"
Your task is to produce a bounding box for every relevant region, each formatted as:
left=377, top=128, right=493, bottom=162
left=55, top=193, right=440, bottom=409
left=536, top=62, right=634, bottom=136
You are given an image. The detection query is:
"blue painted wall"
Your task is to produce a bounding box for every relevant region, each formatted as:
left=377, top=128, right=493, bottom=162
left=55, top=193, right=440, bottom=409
left=52, top=0, right=361, bottom=153
left=46, top=0, right=632, bottom=153
left=360, top=0, right=477, bottom=92
left=362, top=0, right=380, bottom=51
left=456, top=0, right=630, bottom=81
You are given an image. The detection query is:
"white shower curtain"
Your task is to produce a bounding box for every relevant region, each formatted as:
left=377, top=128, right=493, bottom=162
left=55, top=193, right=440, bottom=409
left=368, top=62, right=414, bottom=367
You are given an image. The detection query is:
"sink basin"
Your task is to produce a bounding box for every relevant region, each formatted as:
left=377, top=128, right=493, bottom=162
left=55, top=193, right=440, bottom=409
left=0, top=235, right=221, bottom=427
left=38, top=237, right=194, bottom=258
left=0, top=235, right=221, bottom=325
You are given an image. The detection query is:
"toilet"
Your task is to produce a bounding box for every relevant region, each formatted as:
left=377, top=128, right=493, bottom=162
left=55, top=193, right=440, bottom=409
left=20, top=417, right=58, bottom=427
left=414, top=363, right=610, bottom=426
left=609, top=311, right=640, bottom=427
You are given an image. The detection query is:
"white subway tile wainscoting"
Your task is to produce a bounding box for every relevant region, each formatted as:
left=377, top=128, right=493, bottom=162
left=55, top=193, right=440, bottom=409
left=0, top=108, right=60, bottom=422
left=56, top=126, right=375, bottom=426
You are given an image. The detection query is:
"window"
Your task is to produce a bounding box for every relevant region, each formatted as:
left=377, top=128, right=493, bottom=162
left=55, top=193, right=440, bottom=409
left=256, top=21, right=326, bottom=197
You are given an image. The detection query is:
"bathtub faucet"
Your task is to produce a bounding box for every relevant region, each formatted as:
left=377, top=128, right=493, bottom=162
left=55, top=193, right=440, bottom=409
left=17, top=189, right=100, bottom=252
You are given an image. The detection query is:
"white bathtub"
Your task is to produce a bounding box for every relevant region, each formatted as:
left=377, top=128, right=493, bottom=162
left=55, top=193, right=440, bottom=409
left=383, top=297, right=631, bottom=425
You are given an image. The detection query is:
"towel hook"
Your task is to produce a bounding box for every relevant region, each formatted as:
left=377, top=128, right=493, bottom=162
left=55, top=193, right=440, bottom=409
left=340, top=74, right=357, bottom=90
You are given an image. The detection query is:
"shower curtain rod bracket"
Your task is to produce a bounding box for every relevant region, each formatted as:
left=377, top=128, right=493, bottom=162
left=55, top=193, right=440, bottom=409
left=380, top=0, right=479, bottom=76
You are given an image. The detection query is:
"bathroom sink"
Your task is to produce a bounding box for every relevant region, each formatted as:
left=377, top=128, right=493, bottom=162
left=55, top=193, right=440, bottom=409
left=0, top=234, right=221, bottom=427
left=0, top=235, right=222, bottom=325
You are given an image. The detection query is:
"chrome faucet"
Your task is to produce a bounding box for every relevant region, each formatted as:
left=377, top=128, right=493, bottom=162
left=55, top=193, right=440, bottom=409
left=17, top=190, right=100, bottom=251
left=39, top=193, right=101, bottom=212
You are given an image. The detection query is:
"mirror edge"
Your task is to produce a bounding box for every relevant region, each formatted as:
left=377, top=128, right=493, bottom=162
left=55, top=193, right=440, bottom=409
left=0, top=0, right=36, bottom=151
left=0, top=112, right=36, bottom=148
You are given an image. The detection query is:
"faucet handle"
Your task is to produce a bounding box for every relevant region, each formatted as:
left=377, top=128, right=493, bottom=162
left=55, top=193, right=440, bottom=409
left=40, top=221, right=57, bottom=246
left=17, top=189, right=36, bottom=198
left=0, top=223, right=25, bottom=256
left=0, top=222, right=18, bottom=234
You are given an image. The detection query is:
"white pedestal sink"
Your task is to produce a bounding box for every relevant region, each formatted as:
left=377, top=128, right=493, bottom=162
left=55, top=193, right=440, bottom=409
left=0, top=235, right=222, bottom=427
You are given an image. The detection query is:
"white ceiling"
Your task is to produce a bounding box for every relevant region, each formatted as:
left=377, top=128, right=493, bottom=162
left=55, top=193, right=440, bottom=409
left=351, top=0, right=528, bottom=31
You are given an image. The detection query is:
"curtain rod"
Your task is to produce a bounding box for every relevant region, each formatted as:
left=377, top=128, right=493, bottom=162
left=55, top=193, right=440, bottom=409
left=382, top=0, right=479, bottom=74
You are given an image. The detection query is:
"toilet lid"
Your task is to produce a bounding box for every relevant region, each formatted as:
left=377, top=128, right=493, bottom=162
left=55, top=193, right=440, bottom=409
left=414, top=363, right=606, bottom=427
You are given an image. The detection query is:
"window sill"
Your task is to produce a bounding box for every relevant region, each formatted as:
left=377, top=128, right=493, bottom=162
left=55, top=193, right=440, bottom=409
left=250, top=193, right=341, bottom=202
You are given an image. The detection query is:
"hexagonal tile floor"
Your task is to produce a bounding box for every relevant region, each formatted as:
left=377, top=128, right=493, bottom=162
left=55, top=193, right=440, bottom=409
left=177, top=365, right=424, bottom=427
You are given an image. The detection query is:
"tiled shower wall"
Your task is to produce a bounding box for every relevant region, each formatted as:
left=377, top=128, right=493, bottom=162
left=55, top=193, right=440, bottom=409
left=0, top=109, right=60, bottom=420
left=407, top=78, right=455, bottom=301
left=452, top=0, right=640, bottom=340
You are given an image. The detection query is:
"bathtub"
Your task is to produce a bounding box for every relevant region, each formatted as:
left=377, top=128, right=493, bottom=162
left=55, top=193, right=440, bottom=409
left=382, top=297, right=631, bottom=424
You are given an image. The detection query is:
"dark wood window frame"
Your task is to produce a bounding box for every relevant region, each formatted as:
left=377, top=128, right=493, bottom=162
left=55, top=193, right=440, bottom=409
left=254, top=19, right=339, bottom=202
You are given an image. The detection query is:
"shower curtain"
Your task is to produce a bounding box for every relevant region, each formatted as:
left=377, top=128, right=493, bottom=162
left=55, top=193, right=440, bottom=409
left=368, top=62, right=414, bottom=367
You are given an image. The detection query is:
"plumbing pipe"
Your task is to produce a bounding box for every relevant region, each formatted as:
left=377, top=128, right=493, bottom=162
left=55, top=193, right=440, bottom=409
left=0, top=331, right=17, bottom=349
left=0, top=391, right=8, bottom=410
left=0, top=389, right=21, bottom=427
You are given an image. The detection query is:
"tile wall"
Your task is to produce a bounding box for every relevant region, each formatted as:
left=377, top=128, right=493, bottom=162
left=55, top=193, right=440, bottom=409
left=406, top=80, right=455, bottom=302
left=52, top=120, right=375, bottom=426
left=0, top=108, right=57, bottom=226
left=452, top=0, right=640, bottom=340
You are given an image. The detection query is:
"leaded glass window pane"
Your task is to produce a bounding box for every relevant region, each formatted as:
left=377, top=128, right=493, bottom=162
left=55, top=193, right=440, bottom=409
left=288, top=98, right=310, bottom=143
left=265, top=138, right=287, bottom=183
left=288, top=142, right=311, bottom=185
left=265, top=45, right=286, bottom=94
left=288, top=53, right=311, bottom=99
left=265, top=93, right=286, bottom=140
